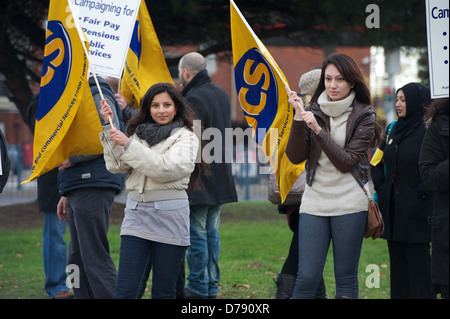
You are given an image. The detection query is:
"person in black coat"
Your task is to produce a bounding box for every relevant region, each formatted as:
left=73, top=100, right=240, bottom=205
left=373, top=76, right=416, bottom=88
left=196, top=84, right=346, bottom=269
left=371, top=82, right=435, bottom=299
left=0, top=127, right=10, bottom=193
left=419, top=97, right=449, bottom=299
left=178, top=52, right=238, bottom=298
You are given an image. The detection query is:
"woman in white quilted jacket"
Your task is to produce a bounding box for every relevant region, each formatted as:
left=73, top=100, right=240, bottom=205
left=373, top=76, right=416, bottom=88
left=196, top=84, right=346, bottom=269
left=99, top=82, right=202, bottom=299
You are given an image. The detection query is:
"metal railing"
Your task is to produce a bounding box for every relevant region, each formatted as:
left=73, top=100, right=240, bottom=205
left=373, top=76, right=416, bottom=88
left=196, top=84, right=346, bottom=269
left=1, top=163, right=270, bottom=208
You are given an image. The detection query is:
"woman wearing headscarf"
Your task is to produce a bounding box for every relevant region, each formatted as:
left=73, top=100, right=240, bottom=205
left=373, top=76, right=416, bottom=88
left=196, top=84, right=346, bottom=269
left=371, top=82, right=435, bottom=299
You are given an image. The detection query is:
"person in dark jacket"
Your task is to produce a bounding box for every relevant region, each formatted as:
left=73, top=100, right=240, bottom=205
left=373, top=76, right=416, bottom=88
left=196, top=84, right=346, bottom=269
left=27, top=93, right=73, bottom=299
left=178, top=52, right=237, bottom=298
left=419, top=97, right=449, bottom=299
left=56, top=76, right=123, bottom=299
left=371, top=82, right=435, bottom=299
left=0, top=127, right=10, bottom=193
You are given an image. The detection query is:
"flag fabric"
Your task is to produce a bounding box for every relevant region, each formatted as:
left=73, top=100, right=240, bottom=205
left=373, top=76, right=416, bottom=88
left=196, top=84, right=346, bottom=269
left=230, top=0, right=305, bottom=203
left=121, top=1, right=173, bottom=108
left=24, top=0, right=103, bottom=183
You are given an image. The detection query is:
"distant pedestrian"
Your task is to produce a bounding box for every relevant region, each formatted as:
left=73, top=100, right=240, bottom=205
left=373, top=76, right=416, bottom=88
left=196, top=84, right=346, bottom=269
left=0, top=127, right=10, bottom=193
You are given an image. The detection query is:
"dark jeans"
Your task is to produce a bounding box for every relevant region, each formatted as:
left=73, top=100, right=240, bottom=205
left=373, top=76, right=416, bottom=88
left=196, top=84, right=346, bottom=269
left=66, top=188, right=117, bottom=299
left=281, top=209, right=326, bottom=298
left=114, top=235, right=187, bottom=299
left=293, top=211, right=367, bottom=299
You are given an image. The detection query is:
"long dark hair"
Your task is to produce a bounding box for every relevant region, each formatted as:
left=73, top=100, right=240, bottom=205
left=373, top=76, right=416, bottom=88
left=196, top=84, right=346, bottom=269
left=311, top=53, right=371, bottom=105
left=423, top=97, right=449, bottom=124
left=126, top=82, right=206, bottom=193
left=311, top=53, right=381, bottom=148
left=127, top=82, right=196, bottom=136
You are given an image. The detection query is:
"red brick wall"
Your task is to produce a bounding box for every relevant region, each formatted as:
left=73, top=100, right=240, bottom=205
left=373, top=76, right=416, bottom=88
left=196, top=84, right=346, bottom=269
left=0, top=111, right=33, bottom=145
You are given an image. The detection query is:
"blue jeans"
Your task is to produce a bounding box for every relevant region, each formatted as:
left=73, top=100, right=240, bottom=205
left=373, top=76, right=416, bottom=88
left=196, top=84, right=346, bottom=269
left=186, top=204, right=222, bottom=297
left=293, top=211, right=367, bottom=299
left=43, top=212, right=69, bottom=298
left=114, top=235, right=186, bottom=299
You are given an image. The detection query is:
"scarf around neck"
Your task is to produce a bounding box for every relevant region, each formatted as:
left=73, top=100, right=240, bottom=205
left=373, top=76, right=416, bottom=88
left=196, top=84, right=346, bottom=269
left=318, top=90, right=356, bottom=118
left=135, top=119, right=184, bottom=146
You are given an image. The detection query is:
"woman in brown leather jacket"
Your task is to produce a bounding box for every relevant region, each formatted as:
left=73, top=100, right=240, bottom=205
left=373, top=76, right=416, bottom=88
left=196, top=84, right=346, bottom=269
left=285, top=53, right=381, bottom=299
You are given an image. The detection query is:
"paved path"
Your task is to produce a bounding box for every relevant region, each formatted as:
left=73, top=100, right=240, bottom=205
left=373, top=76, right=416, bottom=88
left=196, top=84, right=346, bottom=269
left=1, top=173, right=269, bottom=207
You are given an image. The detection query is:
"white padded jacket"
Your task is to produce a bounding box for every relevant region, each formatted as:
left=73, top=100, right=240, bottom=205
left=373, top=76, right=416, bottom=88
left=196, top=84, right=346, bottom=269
left=99, top=125, right=199, bottom=202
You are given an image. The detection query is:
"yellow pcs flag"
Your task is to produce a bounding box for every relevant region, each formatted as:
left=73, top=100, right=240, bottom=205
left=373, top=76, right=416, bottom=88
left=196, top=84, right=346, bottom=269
left=24, top=0, right=103, bottom=183
left=121, top=1, right=173, bottom=108
left=230, top=0, right=305, bottom=202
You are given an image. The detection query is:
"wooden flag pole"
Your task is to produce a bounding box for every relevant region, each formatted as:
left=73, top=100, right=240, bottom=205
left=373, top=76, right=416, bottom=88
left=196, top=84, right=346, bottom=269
left=89, top=70, right=115, bottom=129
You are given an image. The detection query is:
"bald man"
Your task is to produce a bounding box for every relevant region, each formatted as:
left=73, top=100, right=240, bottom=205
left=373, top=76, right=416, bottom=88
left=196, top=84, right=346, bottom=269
left=178, top=52, right=237, bottom=299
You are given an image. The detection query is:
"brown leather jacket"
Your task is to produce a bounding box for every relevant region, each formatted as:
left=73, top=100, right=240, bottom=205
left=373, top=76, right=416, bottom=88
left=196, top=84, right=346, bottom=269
left=286, top=100, right=376, bottom=187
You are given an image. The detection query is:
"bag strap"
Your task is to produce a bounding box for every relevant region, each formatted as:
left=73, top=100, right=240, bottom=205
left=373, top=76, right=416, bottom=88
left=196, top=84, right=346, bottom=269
left=385, top=120, right=397, bottom=143
left=350, top=171, right=372, bottom=202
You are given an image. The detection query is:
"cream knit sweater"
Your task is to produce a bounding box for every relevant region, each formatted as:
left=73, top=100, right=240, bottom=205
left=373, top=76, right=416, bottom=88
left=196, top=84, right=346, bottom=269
left=300, top=91, right=369, bottom=216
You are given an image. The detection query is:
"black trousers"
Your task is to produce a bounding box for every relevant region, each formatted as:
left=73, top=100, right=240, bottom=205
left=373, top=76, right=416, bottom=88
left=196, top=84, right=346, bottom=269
left=66, top=188, right=117, bottom=299
left=387, top=240, right=435, bottom=299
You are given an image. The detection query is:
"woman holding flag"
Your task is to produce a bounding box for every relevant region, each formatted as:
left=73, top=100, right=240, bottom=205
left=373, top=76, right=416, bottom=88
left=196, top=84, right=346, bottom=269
left=285, top=53, right=381, bottom=299
left=99, top=82, right=201, bottom=299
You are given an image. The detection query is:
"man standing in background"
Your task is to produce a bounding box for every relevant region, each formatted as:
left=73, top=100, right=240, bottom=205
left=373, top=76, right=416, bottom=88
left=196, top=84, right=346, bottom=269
left=178, top=52, right=237, bottom=299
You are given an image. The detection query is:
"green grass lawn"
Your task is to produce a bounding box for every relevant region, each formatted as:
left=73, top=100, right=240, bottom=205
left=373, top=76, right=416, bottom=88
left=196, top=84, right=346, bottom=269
left=0, top=201, right=390, bottom=299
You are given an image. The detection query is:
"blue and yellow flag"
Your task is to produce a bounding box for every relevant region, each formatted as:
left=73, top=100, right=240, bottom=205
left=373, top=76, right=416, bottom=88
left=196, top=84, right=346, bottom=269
left=121, top=1, right=173, bottom=108
left=230, top=0, right=304, bottom=202
left=24, top=0, right=103, bottom=183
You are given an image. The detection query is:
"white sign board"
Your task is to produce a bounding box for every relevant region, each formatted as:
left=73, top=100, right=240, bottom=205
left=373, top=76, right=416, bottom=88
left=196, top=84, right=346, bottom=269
left=69, top=0, right=141, bottom=78
left=425, top=0, right=449, bottom=99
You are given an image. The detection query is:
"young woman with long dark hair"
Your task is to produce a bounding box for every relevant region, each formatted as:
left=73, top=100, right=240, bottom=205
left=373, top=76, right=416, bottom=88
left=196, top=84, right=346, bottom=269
left=99, top=82, right=201, bottom=299
left=285, top=53, right=382, bottom=299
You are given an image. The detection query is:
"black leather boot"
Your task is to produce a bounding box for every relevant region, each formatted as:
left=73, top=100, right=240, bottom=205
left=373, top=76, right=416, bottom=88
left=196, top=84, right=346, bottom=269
left=274, top=273, right=296, bottom=299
